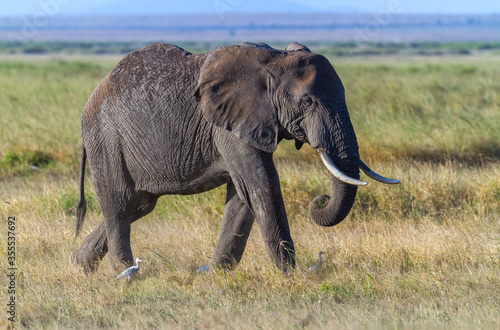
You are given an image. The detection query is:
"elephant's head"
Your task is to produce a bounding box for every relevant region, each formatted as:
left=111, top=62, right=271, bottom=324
left=195, top=42, right=399, bottom=227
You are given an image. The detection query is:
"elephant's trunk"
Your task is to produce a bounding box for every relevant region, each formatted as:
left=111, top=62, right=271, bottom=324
left=304, top=99, right=366, bottom=227
left=307, top=99, right=362, bottom=227
left=309, top=157, right=360, bottom=227
left=306, top=96, right=400, bottom=226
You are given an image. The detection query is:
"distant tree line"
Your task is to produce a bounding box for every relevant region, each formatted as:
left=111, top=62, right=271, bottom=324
left=1, top=41, right=500, bottom=56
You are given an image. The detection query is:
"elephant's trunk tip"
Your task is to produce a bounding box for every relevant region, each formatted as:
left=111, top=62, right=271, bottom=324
left=309, top=188, right=356, bottom=227
left=312, top=195, right=330, bottom=209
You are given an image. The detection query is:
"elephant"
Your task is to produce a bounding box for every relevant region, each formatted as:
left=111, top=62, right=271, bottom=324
left=70, top=42, right=399, bottom=274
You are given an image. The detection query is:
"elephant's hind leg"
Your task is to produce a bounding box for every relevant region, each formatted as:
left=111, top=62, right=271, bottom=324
left=105, top=211, right=134, bottom=270
left=211, top=182, right=255, bottom=270
left=70, top=192, right=157, bottom=273
left=70, top=209, right=134, bottom=273
left=104, top=191, right=159, bottom=270
left=70, top=220, right=108, bottom=273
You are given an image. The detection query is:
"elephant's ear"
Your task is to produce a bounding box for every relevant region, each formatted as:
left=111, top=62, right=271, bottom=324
left=285, top=42, right=311, bottom=52
left=194, top=45, right=279, bottom=153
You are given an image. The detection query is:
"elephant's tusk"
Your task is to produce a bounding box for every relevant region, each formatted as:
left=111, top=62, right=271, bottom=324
left=359, top=160, right=400, bottom=184
left=318, top=150, right=368, bottom=186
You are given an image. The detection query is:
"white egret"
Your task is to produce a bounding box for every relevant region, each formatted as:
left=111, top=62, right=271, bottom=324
left=197, top=265, right=210, bottom=274
left=303, top=251, right=325, bottom=276
left=115, top=257, right=143, bottom=281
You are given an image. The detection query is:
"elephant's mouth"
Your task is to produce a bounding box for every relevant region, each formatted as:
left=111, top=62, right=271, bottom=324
left=317, top=150, right=400, bottom=186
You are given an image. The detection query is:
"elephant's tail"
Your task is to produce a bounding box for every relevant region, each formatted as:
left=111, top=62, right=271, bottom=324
left=76, top=146, right=87, bottom=238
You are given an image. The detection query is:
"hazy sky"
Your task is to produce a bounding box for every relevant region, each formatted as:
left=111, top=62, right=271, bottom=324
left=2, top=0, right=500, bottom=16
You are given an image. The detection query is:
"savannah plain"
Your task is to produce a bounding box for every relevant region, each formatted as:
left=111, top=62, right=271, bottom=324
left=0, top=45, right=499, bottom=328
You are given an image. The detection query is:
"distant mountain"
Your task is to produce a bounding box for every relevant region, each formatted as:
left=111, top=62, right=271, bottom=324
left=1, top=13, right=499, bottom=43
left=58, top=0, right=359, bottom=16
left=63, top=0, right=313, bottom=15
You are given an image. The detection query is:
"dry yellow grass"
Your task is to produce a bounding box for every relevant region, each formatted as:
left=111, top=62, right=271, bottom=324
left=1, top=155, right=498, bottom=328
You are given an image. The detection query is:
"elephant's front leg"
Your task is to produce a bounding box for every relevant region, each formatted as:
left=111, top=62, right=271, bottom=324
left=221, top=144, right=296, bottom=273
left=212, top=181, right=255, bottom=270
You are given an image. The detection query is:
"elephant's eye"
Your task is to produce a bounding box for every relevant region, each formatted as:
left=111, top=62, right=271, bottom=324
left=300, top=96, right=313, bottom=109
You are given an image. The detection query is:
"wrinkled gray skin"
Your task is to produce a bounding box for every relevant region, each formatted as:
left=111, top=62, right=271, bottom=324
left=70, top=42, right=362, bottom=274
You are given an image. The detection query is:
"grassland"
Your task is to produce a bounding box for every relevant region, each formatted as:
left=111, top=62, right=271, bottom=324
left=0, top=49, right=499, bottom=328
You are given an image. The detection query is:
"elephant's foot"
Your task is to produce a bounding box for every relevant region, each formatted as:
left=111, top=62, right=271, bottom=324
left=70, top=221, right=108, bottom=273
left=276, top=240, right=296, bottom=274
left=70, top=245, right=107, bottom=274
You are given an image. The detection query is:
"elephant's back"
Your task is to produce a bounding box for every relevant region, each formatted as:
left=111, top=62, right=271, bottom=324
left=107, top=43, right=207, bottom=99
left=82, top=43, right=208, bottom=126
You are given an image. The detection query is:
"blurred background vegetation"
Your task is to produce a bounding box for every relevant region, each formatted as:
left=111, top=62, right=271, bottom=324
left=2, top=40, right=500, bottom=56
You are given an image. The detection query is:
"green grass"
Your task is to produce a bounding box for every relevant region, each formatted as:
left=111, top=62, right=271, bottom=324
left=0, top=51, right=499, bottom=328
left=0, top=59, right=112, bottom=177
left=334, top=58, right=500, bottom=163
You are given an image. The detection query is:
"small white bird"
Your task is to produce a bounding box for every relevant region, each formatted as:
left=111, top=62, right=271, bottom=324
left=196, top=265, right=210, bottom=274
left=303, top=251, right=325, bottom=277
left=115, top=257, right=143, bottom=282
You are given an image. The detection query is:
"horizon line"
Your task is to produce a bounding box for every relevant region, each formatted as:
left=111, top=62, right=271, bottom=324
left=1, top=11, right=500, bottom=18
